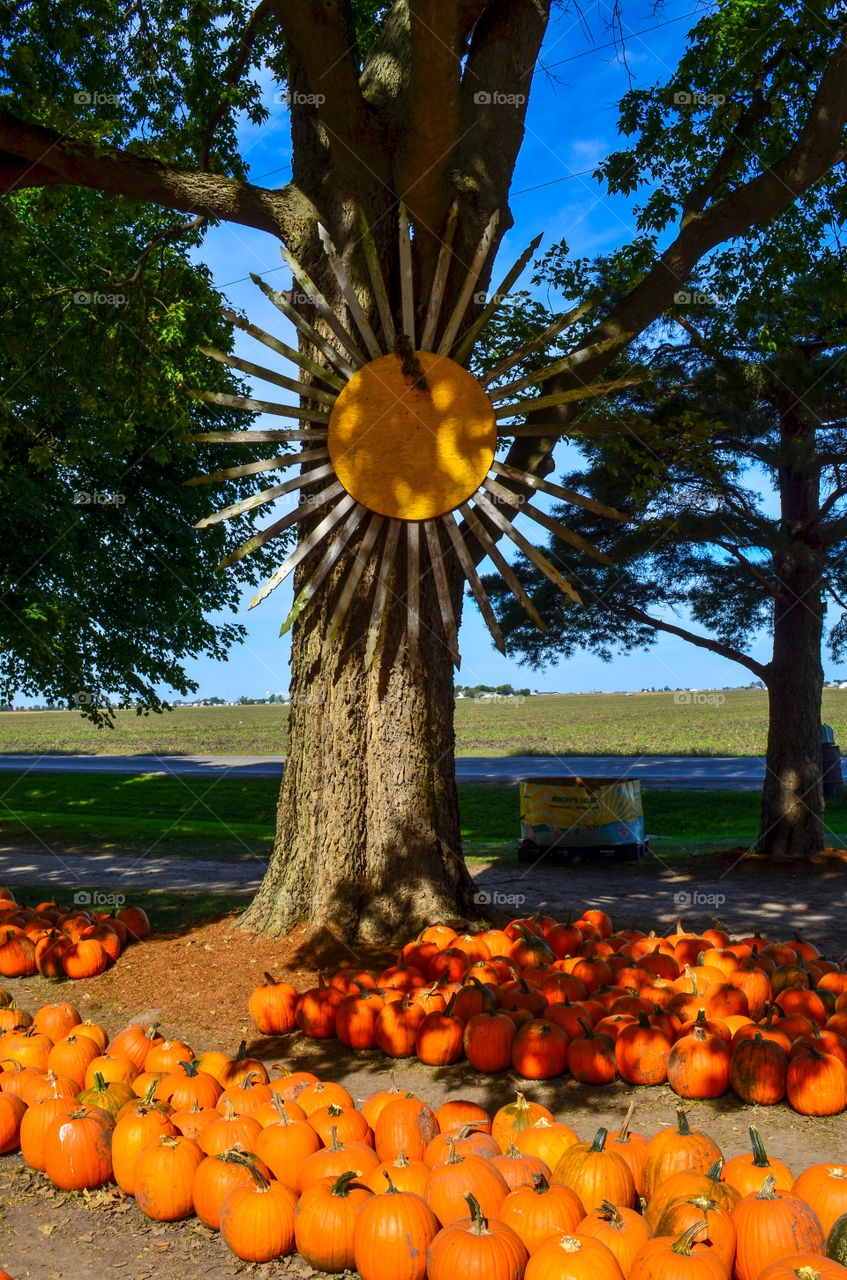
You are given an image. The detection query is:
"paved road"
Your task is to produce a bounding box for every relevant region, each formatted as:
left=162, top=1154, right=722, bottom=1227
left=0, top=752, right=767, bottom=789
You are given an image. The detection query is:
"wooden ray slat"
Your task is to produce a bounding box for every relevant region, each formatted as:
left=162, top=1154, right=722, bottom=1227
left=251, top=274, right=357, bottom=380
left=186, top=448, right=329, bottom=486
left=452, top=232, right=543, bottom=367
left=422, top=519, right=460, bottom=666
left=280, top=503, right=369, bottom=636
left=322, top=511, right=385, bottom=655
left=217, top=481, right=344, bottom=568
left=187, top=388, right=332, bottom=424
left=471, top=490, right=582, bottom=603
left=250, top=493, right=358, bottom=608
left=195, top=462, right=336, bottom=528
left=357, top=210, right=396, bottom=351
left=187, top=429, right=327, bottom=444
left=458, top=501, right=547, bottom=634
left=364, top=519, right=402, bottom=669
left=199, top=346, right=337, bottom=406
left=437, top=210, right=500, bottom=357
left=277, top=243, right=368, bottom=368
left=398, top=203, right=415, bottom=343
left=317, top=224, right=383, bottom=361
left=481, top=296, right=599, bottom=387
left=440, top=512, right=506, bottom=654
left=481, top=476, right=611, bottom=564
left=406, top=519, right=420, bottom=667
left=419, top=200, right=458, bottom=352
left=493, top=374, right=648, bottom=416
left=222, top=308, right=346, bottom=391
left=490, top=459, right=628, bottom=522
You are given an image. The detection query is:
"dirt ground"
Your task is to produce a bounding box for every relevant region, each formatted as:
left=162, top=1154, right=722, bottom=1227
left=3, top=853, right=847, bottom=1278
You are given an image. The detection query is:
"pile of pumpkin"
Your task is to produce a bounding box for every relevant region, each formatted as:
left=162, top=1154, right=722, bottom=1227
left=2, top=998, right=847, bottom=1278
left=249, top=908, right=847, bottom=1114
left=0, top=888, right=150, bottom=980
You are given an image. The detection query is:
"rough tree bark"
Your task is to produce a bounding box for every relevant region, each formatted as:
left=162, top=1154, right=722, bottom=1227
left=758, top=406, right=826, bottom=857
left=2, top=4, right=846, bottom=936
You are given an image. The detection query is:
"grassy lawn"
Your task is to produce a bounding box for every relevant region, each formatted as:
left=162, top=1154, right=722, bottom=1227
left=5, top=688, right=847, bottom=756
left=3, top=771, right=847, bottom=861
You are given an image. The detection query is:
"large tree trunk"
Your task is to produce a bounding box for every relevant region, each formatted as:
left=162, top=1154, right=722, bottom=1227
left=241, top=530, right=478, bottom=944
left=758, top=402, right=825, bottom=857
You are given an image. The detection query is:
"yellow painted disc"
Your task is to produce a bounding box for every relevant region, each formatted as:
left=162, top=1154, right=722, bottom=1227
left=327, top=350, right=496, bottom=521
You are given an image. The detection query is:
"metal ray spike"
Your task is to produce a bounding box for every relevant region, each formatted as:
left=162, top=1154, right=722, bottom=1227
left=357, top=210, right=396, bottom=351
left=322, top=512, right=386, bottom=656
left=481, top=477, right=611, bottom=564
left=251, top=274, right=357, bottom=380
left=250, top=493, right=358, bottom=608
left=471, top=490, right=582, bottom=603
left=187, top=389, right=331, bottom=424
left=364, top=519, right=402, bottom=669
left=187, top=429, right=327, bottom=444
left=195, top=462, right=336, bottom=528
left=406, top=520, right=420, bottom=667
left=280, top=504, right=369, bottom=636
left=420, top=201, right=458, bottom=352
left=422, top=519, right=460, bottom=667
left=440, top=512, right=505, bottom=654
left=437, top=210, right=500, bottom=357
left=277, top=244, right=368, bottom=368
left=458, top=501, right=546, bottom=633
left=398, top=203, right=415, bottom=343
left=490, top=459, right=627, bottom=522
left=186, top=448, right=329, bottom=487
left=317, top=224, right=383, bottom=361
left=217, top=481, right=344, bottom=569
left=199, top=347, right=337, bottom=407
left=452, top=232, right=542, bottom=367
left=221, top=308, right=346, bottom=391
left=481, top=296, right=599, bottom=388
left=492, top=373, right=648, bottom=414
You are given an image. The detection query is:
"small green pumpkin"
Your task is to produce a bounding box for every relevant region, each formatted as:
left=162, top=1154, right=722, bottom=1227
left=827, top=1210, right=847, bottom=1264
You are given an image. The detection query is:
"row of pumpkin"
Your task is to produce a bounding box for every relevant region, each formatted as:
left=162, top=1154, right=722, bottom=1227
left=1, top=999, right=847, bottom=1278
left=0, top=888, right=150, bottom=979
left=248, top=909, right=847, bottom=1113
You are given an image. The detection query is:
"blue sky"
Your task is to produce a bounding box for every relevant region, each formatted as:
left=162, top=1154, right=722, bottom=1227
left=178, top=0, right=794, bottom=700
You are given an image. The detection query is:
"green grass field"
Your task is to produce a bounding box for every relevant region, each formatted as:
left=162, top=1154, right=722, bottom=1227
left=5, top=688, right=847, bottom=757
left=4, top=771, right=847, bottom=861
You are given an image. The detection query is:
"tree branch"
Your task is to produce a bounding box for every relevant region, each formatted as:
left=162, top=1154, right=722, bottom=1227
left=615, top=602, right=769, bottom=680
left=268, top=0, right=389, bottom=199
left=714, top=540, right=782, bottom=599
left=502, top=22, right=847, bottom=482
left=395, top=0, right=463, bottom=233
left=0, top=110, right=317, bottom=249
left=201, top=0, right=276, bottom=170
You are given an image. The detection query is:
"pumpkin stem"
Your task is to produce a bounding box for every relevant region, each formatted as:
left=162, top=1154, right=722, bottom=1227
left=327, top=1103, right=344, bottom=1117
left=331, top=1170, right=359, bottom=1197
left=749, top=1127, right=771, bottom=1168
left=262, top=972, right=277, bottom=987
left=706, top=1159, right=724, bottom=1181
left=505, top=1139, right=523, bottom=1157
left=671, top=1221, right=707, bottom=1255
left=676, top=1108, right=691, bottom=1136
left=445, top=1137, right=462, bottom=1165
left=327, top=1125, right=344, bottom=1153
left=140, top=1080, right=159, bottom=1107
left=531, top=1173, right=550, bottom=1194
left=756, top=1174, right=778, bottom=1200
left=576, top=1018, right=593, bottom=1038
left=182, top=1059, right=200, bottom=1077
left=221, top=1099, right=236, bottom=1120
left=590, top=1127, right=608, bottom=1152
left=617, top=1101, right=636, bottom=1142
left=90, top=1071, right=106, bottom=1092
left=598, top=1200, right=624, bottom=1228
left=393, top=1150, right=410, bottom=1167
left=464, top=1192, right=491, bottom=1236
left=637, top=1011, right=652, bottom=1028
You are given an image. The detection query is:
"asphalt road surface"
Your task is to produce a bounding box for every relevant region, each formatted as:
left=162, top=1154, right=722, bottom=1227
left=0, top=752, right=767, bottom=789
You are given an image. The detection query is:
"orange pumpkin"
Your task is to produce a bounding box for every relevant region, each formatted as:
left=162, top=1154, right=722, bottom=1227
left=500, top=1174, right=585, bottom=1253
left=43, top=1105, right=115, bottom=1190
left=193, top=1149, right=273, bottom=1231
left=642, top=1109, right=722, bottom=1202
left=375, top=1094, right=439, bottom=1162
left=654, top=1194, right=737, bottom=1273
left=553, top=1127, right=636, bottom=1214
left=491, top=1092, right=554, bottom=1153
left=629, top=1221, right=726, bottom=1280
left=112, top=1102, right=178, bottom=1194
left=577, top=1200, right=652, bottom=1275
left=253, top=1113, right=322, bottom=1191
left=791, top=1165, right=847, bottom=1237
left=294, top=1170, right=373, bottom=1272
left=732, top=1175, right=826, bottom=1280
left=219, top=1158, right=298, bottom=1262
left=426, top=1192, right=529, bottom=1279
left=353, top=1180, right=439, bottom=1280
left=427, top=1147, right=510, bottom=1227
left=722, top=1127, right=794, bottom=1198
left=524, top=1232, right=624, bottom=1280
left=135, top=1133, right=205, bottom=1220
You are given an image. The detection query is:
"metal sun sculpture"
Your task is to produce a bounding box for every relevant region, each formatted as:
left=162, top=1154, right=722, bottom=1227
left=187, top=205, right=631, bottom=668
